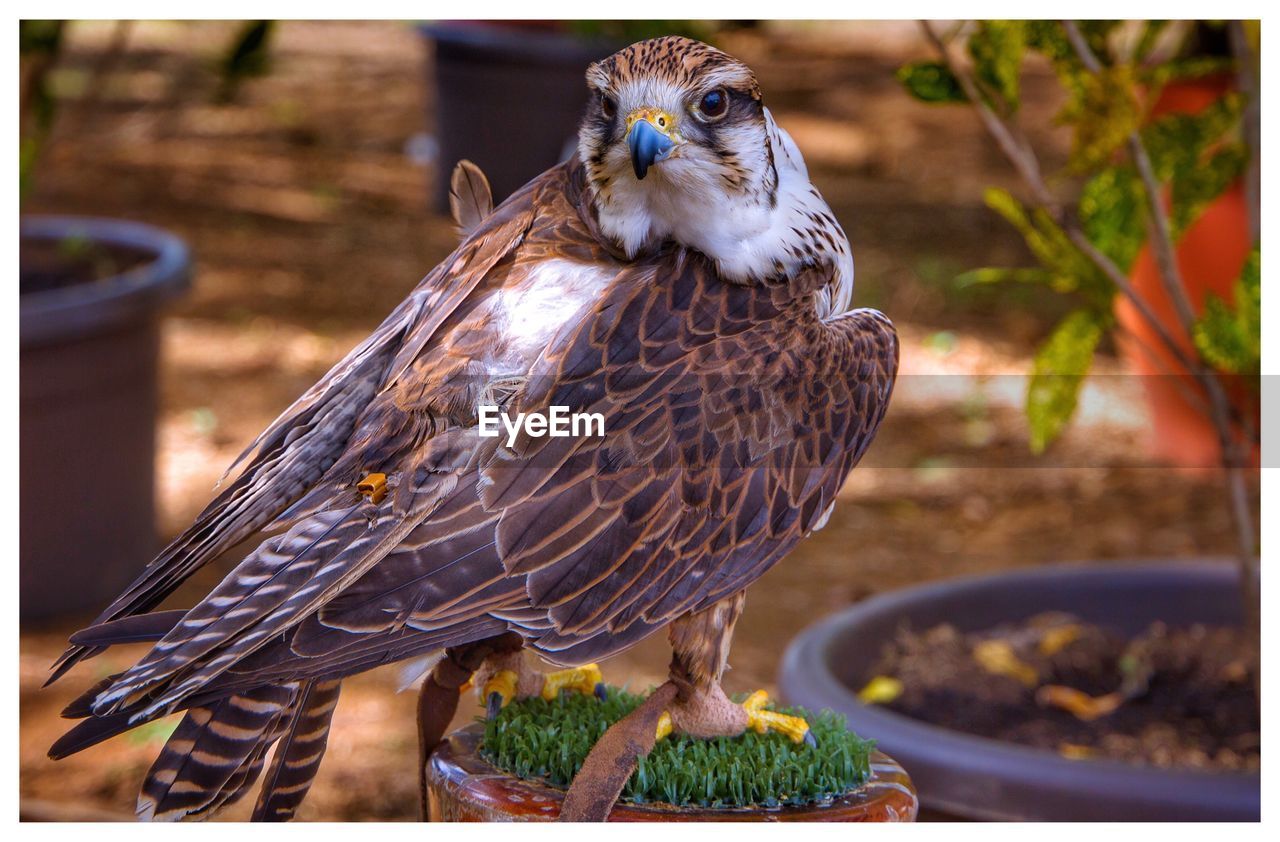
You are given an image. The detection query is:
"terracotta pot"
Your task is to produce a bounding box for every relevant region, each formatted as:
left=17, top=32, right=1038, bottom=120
left=778, top=561, right=1259, bottom=821
left=425, top=724, right=918, bottom=821
left=1117, top=75, right=1256, bottom=471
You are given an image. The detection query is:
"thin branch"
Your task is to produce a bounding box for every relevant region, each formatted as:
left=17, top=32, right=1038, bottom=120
left=1111, top=323, right=1210, bottom=416
left=922, top=20, right=1200, bottom=379
left=1065, top=229, right=1199, bottom=375
left=920, top=21, right=1057, bottom=210
left=1062, top=21, right=1104, bottom=74
left=1227, top=20, right=1260, bottom=244
left=926, top=18, right=1258, bottom=624
left=1063, top=20, right=1258, bottom=628
left=1064, top=22, right=1251, bottom=442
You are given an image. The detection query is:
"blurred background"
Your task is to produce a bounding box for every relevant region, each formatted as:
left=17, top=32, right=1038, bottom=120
left=19, top=20, right=1259, bottom=821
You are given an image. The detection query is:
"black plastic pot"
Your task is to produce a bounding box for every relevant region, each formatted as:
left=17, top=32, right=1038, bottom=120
left=779, top=561, right=1259, bottom=821
left=20, top=216, right=190, bottom=621
left=420, top=23, right=617, bottom=210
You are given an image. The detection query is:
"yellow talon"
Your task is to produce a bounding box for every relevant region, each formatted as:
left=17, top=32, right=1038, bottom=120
left=655, top=711, right=673, bottom=741
left=540, top=663, right=604, bottom=701
left=482, top=669, right=518, bottom=719
left=742, top=690, right=815, bottom=746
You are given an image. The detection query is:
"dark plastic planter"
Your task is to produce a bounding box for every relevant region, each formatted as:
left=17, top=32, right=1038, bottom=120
left=778, top=561, right=1260, bottom=821
left=20, top=216, right=190, bottom=621
left=420, top=23, right=618, bottom=210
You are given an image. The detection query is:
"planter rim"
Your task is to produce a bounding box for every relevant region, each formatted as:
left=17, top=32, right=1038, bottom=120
left=20, top=215, right=191, bottom=348
left=779, top=559, right=1259, bottom=821
left=419, top=21, right=619, bottom=66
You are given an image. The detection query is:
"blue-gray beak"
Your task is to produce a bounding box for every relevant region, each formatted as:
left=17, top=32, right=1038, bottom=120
left=627, top=119, right=674, bottom=180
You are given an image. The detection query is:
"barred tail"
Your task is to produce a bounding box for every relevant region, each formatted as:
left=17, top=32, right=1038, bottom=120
left=137, top=684, right=298, bottom=821
left=252, top=679, right=343, bottom=821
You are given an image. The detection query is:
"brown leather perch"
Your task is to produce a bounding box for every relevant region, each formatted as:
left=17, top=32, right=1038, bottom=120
left=559, top=682, right=679, bottom=822
left=417, top=635, right=524, bottom=819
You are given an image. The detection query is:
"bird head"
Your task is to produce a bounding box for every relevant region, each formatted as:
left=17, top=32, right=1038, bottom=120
left=578, top=36, right=854, bottom=316
left=580, top=37, right=767, bottom=187
left=579, top=40, right=772, bottom=241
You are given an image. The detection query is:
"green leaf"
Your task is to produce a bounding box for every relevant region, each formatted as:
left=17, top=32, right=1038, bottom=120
left=1142, top=93, right=1243, bottom=182
left=1079, top=165, right=1146, bottom=271
left=1026, top=310, right=1105, bottom=453
left=968, top=21, right=1026, bottom=111
left=983, top=188, right=1111, bottom=299
left=1027, top=21, right=1119, bottom=94
left=1193, top=249, right=1260, bottom=376
left=1063, top=64, right=1143, bottom=173
left=1170, top=143, right=1247, bottom=239
left=1026, top=21, right=1078, bottom=75
left=897, top=61, right=967, bottom=104
left=1144, top=56, right=1236, bottom=88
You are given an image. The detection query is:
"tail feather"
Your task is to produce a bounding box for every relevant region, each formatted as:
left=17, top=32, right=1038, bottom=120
left=68, top=610, right=188, bottom=648
left=60, top=673, right=123, bottom=720
left=47, top=318, right=406, bottom=686
left=186, top=725, right=281, bottom=820
left=137, top=684, right=297, bottom=822
left=252, top=679, right=343, bottom=821
left=48, top=707, right=138, bottom=759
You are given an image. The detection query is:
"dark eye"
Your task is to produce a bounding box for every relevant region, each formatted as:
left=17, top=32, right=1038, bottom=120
left=697, top=88, right=728, bottom=120
left=600, top=94, right=617, bottom=119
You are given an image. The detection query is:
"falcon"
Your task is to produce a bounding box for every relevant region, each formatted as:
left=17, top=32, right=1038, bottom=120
left=48, top=36, right=897, bottom=821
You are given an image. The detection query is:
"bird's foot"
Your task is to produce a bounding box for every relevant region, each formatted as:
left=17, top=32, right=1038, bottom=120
left=653, top=682, right=748, bottom=741
left=742, top=690, right=817, bottom=746
left=475, top=652, right=605, bottom=719
left=480, top=669, right=520, bottom=720
left=655, top=687, right=815, bottom=746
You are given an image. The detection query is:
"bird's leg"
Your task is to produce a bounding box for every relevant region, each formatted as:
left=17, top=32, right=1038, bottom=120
left=560, top=592, right=813, bottom=822
left=658, top=592, right=816, bottom=746
left=472, top=650, right=605, bottom=719
left=416, top=633, right=522, bottom=819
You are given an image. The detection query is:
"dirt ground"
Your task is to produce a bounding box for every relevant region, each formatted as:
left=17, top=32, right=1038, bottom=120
left=20, top=21, right=1255, bottom=821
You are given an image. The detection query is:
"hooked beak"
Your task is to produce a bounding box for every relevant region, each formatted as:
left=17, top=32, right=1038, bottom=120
left=626, top=116, right=675, bottom=180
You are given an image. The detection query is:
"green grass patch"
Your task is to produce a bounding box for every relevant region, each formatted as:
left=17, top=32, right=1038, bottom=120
left=479, top=687, right=875, bottom=809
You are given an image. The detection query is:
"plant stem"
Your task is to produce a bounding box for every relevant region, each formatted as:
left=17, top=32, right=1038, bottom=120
left=920, top=22, right=1056, bottom=210
left=1061, top=21, right=1257, bottom=628
left=920, top=20, right=1200, bottom=379
left=1227, top=21, right=1261, bottom=245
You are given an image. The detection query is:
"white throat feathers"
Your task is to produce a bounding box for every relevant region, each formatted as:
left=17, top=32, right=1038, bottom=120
left=586, top=108, right=854, bottom=319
